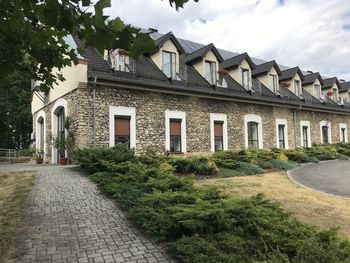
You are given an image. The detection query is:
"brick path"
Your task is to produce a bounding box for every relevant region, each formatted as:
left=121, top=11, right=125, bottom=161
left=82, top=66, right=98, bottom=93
left=0, top=164, right=173, bottom=263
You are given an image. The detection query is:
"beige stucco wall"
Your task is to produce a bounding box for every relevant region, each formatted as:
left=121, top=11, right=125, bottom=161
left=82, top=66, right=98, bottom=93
left=229, top=59, right=252, bottom=88
left=340, top=91, right=350, bottom=102
left=150, top=39, right=180, bottom=73
left=31, top=62, right=88, bottom=114
left=257, top=66, right=278, bottom=91
left=193, top=50, right=219, bottom=79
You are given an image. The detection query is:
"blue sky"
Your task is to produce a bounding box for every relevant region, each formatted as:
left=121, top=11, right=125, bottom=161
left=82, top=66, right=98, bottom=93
left=106, top=0, right=350, bottom=80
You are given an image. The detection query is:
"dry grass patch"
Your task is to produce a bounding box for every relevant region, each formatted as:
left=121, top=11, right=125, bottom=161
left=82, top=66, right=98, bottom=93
left=196, top=171, right=350, bottom=238
left=0, top=171, right=36, bottom=263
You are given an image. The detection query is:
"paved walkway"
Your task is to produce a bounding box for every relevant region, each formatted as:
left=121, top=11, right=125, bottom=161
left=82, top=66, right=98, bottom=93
left=0, top=164, right=173, bottom=263
left=288, top=160, right=350, bottom=199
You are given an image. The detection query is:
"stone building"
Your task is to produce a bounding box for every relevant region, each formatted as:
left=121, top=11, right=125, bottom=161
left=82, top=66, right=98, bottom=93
left=31, top=31, right=350, bottom=163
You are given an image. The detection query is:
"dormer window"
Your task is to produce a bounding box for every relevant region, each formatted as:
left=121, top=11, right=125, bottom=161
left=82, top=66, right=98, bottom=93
left=314, top=84, right=321, bottom=98
left=241, top=68, right=250, bottom=89
left=109, top=49, right=132, bottom=72
left=269, top=74, right=278, bottom=93
left=162, top=51, right=176, bottom=79
left=333, top=88, right=339, bottom=101
left=205, top=60, right=217, bottom=85
left=294, top=79, right=301, bottom=97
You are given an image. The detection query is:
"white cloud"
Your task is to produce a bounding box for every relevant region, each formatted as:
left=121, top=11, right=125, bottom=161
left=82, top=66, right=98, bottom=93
left=106, top=0, right=350, bottom=80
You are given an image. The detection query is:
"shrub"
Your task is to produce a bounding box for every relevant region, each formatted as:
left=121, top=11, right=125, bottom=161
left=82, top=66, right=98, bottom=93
left=308, top=156, right=320, bottom=163
left=276, top=152, right=288, bottom=161
left=270, top=159, right=298, bottom=171
left=234, top=161, right=264, bottom=175
left=306, top=146, right=338, bottom=161
left=218, top=168, right=244, bottom=178
left=337, top=153, right=349, bottom=160
left=284, top=150, right=310, bottom=163
left=169, top=156, right=218, bottom=175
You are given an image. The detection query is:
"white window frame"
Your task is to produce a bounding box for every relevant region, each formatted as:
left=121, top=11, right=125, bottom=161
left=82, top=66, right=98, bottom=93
left=165, top=110, right=186, bottom=153
left=275, top=118, right=289, bottom=149
left=35, top=110, right=46, bottom=162
left=300, top=120, right=311, bottom=147
left=244, top=114, right=263, bottom=149
left=51, top=98, right=68, bottom=164
left=294, top=79, right=301, bottom=97
left=210, top=113, right=228, bottom=152
left=320, top=120, right=332, bottom=144
left=241, top=68, right=250, bottom=90
left=109, top=106, right=136, bottom=148
left=339, top=123, right=348, bottom=143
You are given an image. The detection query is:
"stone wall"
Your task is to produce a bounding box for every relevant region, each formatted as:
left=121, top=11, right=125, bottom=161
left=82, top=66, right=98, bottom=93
left=33, top=84, right=350, bottom=162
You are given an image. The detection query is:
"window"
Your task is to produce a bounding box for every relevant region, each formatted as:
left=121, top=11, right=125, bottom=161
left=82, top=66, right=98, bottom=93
left=38, top=117, right=44, bottom=152
left=294, top=79, right=301, bottom=97
left=302, top=126, right=309, bottom=148
left=247, top=122, right=259, bottom=148
left=109, top=49, right=131, bottom=72
left=205, top=60, right=217, bottom=85
left=165, top=110, right=186, bottom=153
left=314, top=84, right=321, bottom=98
left=214, top=121, right=224, bottom=151
left=162, top=51, right=176, bottom=79
left=269, top=74, right=278, bottom=93
left=241, top=68, right=250, bottom=89
left=170, top=119, right=182, bottom=152
left=322, top=126, right=329, bottom=144
left=56, top=107, right=65, bottom=161
left=333, top=88, right=339, bottom=101
left=278, top=124, right=286, bottom=148
left=339, top=123, right=348, bottom=143
left=114, top=116, right=130, bottom=147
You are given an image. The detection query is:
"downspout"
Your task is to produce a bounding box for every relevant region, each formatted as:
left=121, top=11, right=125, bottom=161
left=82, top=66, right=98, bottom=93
left=93, top=77, right=97, bottom=148
left=292, top=105, right=302, bottom=148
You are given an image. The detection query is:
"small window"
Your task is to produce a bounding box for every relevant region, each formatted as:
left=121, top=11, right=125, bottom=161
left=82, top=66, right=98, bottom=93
left=115, top=116, right=130, bottom=147
left=162, top=51, right=176, bottom=79
left=294, top=79, right=301, bottom=97
left=205, top=60, right=217, bottom=85
left=170, top=119, right=182, bottom=152
left=214, top=121, right=224, bottom=152
left=341, top=127, right=346, bottom=143
left=314, top=84, right=321, bottom=98
left=302, top=126, right=309, bottom=147
left=241, top=68, right=250, bottom=89
left=278, top=124, right=286, bottom=149
left=269, top=74, right=278, bottom=93
left=322, top=126, right=329, bottom=144
left=247, top=121, right=259, bottom=148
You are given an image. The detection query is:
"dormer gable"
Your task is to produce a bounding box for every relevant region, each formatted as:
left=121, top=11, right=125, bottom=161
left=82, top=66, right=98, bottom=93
left=252, top=61, right=281, bottom=94
left=302, top=72, right=324, bottom=100
left=339, top=81, right=350, bottom=102
left=150, top=32, right=185, bottom=80
left=322, top=77, right=341, bottom=102
left=220, top=52, right=255, bottom=90
left=279, top=67, right=304, bottom=97
left=185, top=44, right=224, bottom=86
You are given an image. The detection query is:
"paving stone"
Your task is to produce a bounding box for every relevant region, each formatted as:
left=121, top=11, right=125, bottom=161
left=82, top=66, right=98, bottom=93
left=0, top=164, right=173, bottom=262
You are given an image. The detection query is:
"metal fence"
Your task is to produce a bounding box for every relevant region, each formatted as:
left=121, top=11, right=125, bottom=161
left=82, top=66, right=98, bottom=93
left=0, top=148, right=17, bottom=163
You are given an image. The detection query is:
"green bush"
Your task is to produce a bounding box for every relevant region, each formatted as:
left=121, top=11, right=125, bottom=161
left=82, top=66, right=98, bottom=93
left=270, top=159, right=298, bottom=171
left=308, top=156, right=320, bottom=163
left=169, top=156, right=218, bottom=175
left=306, top=146, right=338, bottom=161
left=234, top=161, right=264, bottom=175
left=337, top=153, right=349, bottom=160
left=218, top=168, right=244, bottom=178
left=284, top=150, right=310, bottom=163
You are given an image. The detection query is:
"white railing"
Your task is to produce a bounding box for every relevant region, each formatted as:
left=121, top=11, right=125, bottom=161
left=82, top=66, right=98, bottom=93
left=0, top=148, right=17, bottom=163
left=108, top=50, right=135, bottom=73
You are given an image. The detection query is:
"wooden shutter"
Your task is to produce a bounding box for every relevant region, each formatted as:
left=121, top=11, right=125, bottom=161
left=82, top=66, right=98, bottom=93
left=170, top=119, right=181, bottom=136
left=115, top=117, right=130, bottom=136
left=214, top=121, right=223, bottom=137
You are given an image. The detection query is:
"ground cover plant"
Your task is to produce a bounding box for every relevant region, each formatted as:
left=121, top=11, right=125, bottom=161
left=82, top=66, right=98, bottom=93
left=74, top=143, right=350, bottom=263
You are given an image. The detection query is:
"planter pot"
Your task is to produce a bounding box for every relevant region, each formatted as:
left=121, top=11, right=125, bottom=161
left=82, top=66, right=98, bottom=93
left=60, top=158, right=68, bottom=165
left=36, top=158, right=43, bottom=164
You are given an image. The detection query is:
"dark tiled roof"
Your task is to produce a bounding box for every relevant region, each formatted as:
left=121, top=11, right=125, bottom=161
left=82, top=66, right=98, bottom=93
left=185, top=43, right=224, bottom=64
left=252, top=60, right=281, bottom=77
left=322, top=77, right=339, bottom=89
left=340, top=82, right=350, bottom=92
left=220, top=52, right=255, bottom=70
left=302, top=72, right=324, bottom=86
left=154, top=32, right=185, bottom=53
left=279, top=67, right=304, bottom=81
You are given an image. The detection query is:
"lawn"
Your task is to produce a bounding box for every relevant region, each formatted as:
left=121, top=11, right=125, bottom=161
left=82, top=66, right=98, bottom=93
left=196, top=171, right=350, bottom=238
left=0, top=171, right=36, bottom=263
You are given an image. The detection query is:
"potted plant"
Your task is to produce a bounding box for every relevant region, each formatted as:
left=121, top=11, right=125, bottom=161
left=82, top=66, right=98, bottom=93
left=35, top=151, right=44, bottom=164
left=54, top=132, right=68, bottom=165
left=327, top=90, right=334, bottom=97
left=217, top=68, right=229, bottom=75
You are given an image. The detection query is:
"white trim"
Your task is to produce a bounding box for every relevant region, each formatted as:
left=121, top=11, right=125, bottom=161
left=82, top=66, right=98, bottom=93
left=300, top=120, right=311, bottom=147
left=275, top=118, right=289, bottom=149
left=210, top=113, right=228, bottom=152
left=51, top=98, right=68, bottom=164
left=244, top=114, right=263, bottom=149
left=320, top=120, right=332, bottom=144
left=165, top=110, right=186, bottom=153
left=35, top=110, right=46, bottom=163
left=339, top=123, right=348, bottom=143
left=109, top=106, right=136, bottom=148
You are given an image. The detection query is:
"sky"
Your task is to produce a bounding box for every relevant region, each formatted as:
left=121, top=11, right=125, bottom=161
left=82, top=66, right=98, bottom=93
left=105, top=0, right=350, bottom=80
